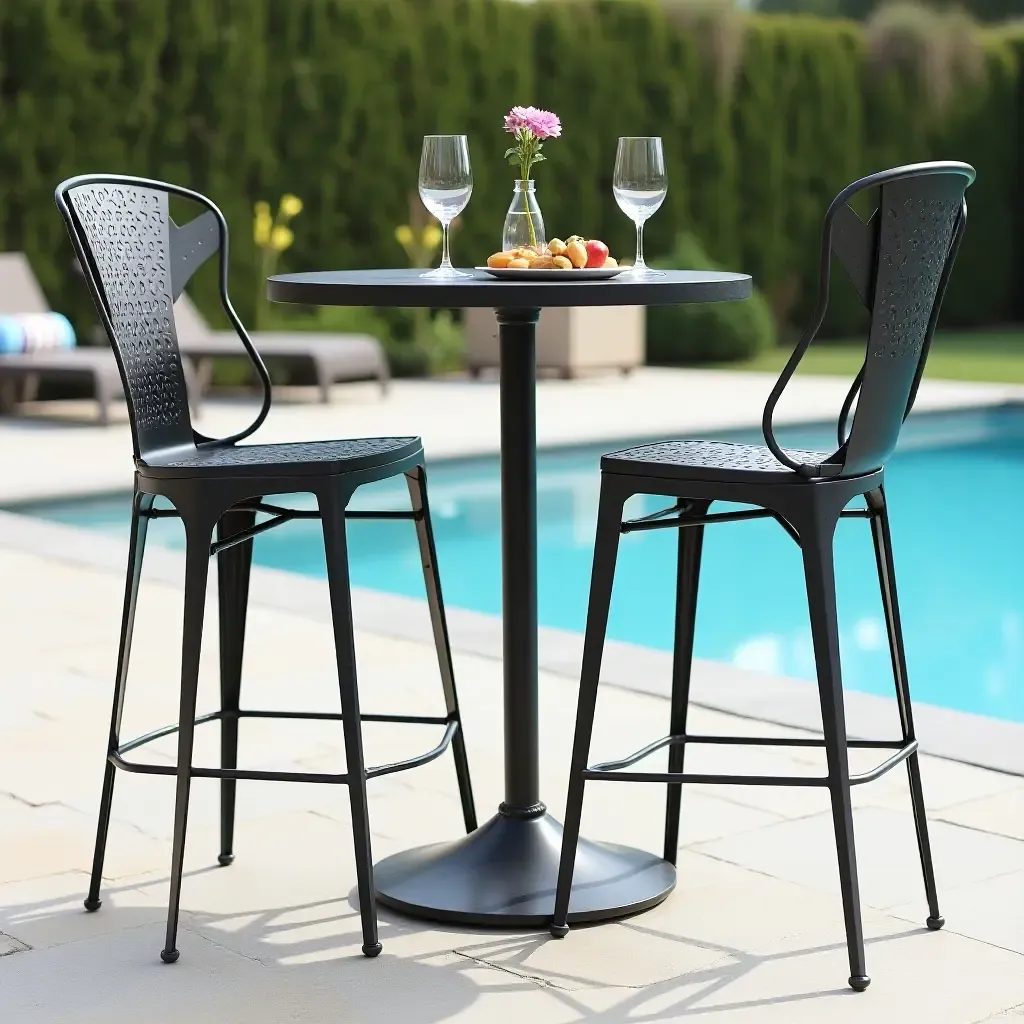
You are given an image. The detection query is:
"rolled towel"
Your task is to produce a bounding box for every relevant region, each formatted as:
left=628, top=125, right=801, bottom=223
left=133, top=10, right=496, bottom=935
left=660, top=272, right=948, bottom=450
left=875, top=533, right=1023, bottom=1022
left=0, top=313, right=76, bottom=354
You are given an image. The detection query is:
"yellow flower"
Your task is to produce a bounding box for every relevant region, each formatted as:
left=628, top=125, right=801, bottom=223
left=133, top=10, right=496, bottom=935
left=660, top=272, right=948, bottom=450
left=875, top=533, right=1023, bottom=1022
left=279, top=194, right=303, bottom=218
left=254, top=208, right=273, bottom=247
left=269, top=225, right=294, bottom=252
left=395, top=225, right=414, bottom=249
left=422, top=224, right=442, bottom=251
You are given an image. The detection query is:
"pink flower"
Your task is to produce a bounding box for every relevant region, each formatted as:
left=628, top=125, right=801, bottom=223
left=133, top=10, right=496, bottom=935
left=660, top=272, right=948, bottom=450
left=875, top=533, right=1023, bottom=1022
left=503, top=106, right=562, bottom=140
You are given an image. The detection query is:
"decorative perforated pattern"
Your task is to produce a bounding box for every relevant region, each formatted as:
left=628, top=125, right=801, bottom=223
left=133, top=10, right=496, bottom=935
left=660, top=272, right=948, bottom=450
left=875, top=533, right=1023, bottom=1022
left=69, top=184, right=191, bottom=449
left=870, top=194, right=960, bottom=364
left=163, top=436, right=419, bottom=469
left=605, top=440, right=832, bottom=474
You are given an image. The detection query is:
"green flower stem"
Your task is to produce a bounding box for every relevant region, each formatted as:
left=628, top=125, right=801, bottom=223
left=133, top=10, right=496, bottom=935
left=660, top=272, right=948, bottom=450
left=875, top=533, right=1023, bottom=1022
left=520, top=161, right=537, bottom=247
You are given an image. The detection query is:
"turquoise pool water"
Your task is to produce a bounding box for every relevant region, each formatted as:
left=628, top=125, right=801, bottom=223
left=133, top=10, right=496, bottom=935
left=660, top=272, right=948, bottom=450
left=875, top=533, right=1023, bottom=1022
left=18, top=406, right=1024, bottom=723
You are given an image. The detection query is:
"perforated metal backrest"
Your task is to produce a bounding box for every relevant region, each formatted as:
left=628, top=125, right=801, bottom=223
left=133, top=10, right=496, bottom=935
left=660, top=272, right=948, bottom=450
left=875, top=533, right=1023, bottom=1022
left=763, top=162, right=974, bottom=479
left=54, top=174, right=271, bottom=461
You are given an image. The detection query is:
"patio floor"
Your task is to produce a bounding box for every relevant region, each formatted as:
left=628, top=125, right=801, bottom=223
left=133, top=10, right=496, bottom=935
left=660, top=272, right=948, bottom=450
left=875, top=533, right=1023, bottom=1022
left=0, top=532, right=1021, bottom=1022
left=1, top=366, right=1022, bottom=1021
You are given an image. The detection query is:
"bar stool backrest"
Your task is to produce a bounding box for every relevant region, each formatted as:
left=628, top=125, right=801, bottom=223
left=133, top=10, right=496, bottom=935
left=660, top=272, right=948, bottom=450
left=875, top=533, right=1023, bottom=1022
left=762, top=162, right=975, bottom=479
left=55, top=174, right=272, bottom=462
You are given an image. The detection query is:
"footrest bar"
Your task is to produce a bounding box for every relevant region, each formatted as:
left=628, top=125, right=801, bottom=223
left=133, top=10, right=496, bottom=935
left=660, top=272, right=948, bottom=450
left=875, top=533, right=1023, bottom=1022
left=849, top=739, right=917, bottom=785
left=590, top=732, right=907, bottom=774
left=117, top=709, right=454, bottom=756
left=232, top=709, right=452, bottom=726
left=583, top=738, right=917, bottom=788
left=109, top=752, right=349, bottom=784
left=118, top=711, right=223, bottom=755
left=582, top=768, right=832, bottom=787
left=366, top=720, right=459, bottom=780
left=109, top=719, right=462, bottom=785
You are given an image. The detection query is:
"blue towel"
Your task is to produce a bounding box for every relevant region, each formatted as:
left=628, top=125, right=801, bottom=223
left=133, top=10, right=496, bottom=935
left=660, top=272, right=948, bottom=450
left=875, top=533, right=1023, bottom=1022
left=0, top=313, right=76, bottom=354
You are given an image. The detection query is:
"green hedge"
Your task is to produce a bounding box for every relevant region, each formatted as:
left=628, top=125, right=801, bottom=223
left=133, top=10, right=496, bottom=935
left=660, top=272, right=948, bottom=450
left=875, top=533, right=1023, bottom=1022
left=0, top=0, right=1020, bottom=343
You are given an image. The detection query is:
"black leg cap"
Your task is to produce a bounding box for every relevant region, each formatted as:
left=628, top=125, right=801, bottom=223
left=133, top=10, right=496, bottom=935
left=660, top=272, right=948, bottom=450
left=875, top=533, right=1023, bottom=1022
left=362, top=942, right=382, bottom=958
left=217, top=853, right=235, bottom=867
left=926, top=915, right=945, bottom=931
left=83, top=897, right=102, bottom=912
left=549, top=923, right=569, bottom=939
left=849, top=975, right=870, bottom=992
left=160, top=949, right=180, bottom=964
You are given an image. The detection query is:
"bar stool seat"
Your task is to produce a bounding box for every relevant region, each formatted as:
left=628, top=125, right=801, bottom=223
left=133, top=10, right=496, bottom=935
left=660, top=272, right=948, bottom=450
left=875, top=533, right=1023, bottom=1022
left=602, top=440, right=838, bottom=483
left=142, top=435, right=421, bottom=476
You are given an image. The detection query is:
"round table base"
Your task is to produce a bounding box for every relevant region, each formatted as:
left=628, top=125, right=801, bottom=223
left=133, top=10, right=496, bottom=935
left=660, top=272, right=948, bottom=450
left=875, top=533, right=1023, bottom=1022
left=374, top=810, right=675, bottom=926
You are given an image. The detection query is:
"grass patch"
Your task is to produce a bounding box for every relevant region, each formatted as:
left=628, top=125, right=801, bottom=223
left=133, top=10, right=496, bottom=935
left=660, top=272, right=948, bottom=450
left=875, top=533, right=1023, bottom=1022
left=715, top=329, right=1024, bottom=384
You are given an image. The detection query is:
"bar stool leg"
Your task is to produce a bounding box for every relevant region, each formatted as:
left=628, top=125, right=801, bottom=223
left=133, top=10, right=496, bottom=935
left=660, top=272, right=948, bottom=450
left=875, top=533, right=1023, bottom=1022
left=406, top=466, right=476, bottom=833
left=319, top=485, right=381, bottom=958
left=867, top=488, right=943, bottom=929
left=85, top=491, right=153, bottom=912
left=162, top=514, right=215, bottom=963
left=801, top=509, right=869, bottom=992
left=216, top=505, right=257, bottom=867
left=551, top=480, right=627, bottom=937
left=664, top=502, right=708, bottom=864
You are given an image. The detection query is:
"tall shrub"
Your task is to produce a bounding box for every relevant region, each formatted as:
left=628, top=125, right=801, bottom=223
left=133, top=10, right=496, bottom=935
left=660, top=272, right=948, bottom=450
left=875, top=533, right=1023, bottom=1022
left=0, top=0, right=1020, bottom=340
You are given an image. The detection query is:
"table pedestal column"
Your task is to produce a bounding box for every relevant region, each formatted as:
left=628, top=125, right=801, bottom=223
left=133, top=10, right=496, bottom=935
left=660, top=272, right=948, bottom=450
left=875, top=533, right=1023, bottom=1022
left=372, top=308, right=675, bottom=925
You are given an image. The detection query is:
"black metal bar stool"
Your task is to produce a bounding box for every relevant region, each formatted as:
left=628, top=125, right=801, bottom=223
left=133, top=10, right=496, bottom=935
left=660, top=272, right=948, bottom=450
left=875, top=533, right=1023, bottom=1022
left=549, top=162, right=975, bottom=992
left=55, top=174, right=476, bottom=962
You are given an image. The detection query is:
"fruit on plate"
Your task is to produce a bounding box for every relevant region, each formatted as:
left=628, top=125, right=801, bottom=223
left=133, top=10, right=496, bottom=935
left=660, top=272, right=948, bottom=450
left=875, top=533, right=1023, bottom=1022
left=565, top=238, right=588, bottom=268
left=485, top=237, right=616, bottom=271
left=584, top=239, right=609, bottom=269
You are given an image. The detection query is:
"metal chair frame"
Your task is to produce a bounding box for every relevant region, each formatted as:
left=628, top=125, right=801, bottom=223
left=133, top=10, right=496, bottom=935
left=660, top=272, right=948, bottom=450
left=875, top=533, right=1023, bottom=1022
left=55, top=174, right=476, bottom=963
left=549, top=162, right=976, bottom=992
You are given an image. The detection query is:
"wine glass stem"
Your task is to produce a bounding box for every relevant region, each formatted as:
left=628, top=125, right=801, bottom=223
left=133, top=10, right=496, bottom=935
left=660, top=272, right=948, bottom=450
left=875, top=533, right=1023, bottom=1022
left=439, top=222, right=453, bottom=269
left=634, top=221, right=646, bottom=270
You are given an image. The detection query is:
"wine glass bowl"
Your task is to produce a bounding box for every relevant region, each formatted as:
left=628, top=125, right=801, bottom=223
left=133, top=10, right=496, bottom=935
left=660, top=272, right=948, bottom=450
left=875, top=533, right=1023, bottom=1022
left=613, top=137, right=667, bottom=279
left=418, top=135, right=473, bottom=279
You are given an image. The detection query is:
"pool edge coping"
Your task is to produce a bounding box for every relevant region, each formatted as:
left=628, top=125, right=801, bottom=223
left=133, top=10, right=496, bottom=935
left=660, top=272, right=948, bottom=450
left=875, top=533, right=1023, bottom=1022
left=1, top=387, right=1023, bottom=507
left=2, top=508, right=1021, bottom=778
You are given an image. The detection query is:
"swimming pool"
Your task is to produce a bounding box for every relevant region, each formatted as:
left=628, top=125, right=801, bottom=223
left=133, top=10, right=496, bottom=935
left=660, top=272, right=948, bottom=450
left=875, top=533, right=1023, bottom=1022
left=18, top=406, right=1024, bottom=723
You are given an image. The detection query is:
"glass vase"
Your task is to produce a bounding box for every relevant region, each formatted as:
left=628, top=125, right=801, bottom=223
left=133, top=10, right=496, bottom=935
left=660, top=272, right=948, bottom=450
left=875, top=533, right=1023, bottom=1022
left=502, top=180, right=545, bottom=251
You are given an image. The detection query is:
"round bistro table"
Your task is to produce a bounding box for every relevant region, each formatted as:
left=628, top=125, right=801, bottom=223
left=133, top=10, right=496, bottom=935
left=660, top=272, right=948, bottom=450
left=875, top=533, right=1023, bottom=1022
left=267, top=268, right=753, bottom=927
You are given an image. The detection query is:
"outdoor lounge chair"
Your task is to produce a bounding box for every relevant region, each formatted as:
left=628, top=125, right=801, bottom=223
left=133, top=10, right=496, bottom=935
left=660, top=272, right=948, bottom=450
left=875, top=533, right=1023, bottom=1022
left=0, top=252, right=128, bottom=425
left=56, top=173, right=475, bottom=964
left=549, top=162, right=976, bottom=992
left=172, top=288, right=390, bottom=402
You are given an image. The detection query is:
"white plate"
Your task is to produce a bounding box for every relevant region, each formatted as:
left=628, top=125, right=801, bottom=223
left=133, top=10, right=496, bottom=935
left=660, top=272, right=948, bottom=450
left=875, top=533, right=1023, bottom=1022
left=476, top=266, right=626, bottom=281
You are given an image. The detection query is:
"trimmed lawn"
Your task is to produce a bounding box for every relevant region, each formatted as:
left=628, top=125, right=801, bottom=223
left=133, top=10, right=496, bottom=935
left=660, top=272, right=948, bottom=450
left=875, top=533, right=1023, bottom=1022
left=716, top=329, right=1024, bottom=384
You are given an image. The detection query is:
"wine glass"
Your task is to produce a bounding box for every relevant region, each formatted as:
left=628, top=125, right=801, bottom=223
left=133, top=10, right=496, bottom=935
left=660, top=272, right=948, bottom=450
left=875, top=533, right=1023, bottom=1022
left=418, top=135, right=473, bottom=279
left=613, top=137, right=667, bottom=279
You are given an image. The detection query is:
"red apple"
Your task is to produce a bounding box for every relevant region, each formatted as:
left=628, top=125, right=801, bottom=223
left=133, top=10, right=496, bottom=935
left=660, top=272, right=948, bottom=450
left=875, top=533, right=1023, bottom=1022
left=584, top=239, right=609, bottom=269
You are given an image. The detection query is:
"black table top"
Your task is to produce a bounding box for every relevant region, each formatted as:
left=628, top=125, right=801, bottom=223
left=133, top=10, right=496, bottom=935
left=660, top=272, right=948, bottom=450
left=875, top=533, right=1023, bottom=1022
left=267, top=268, right=752, bottom=309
